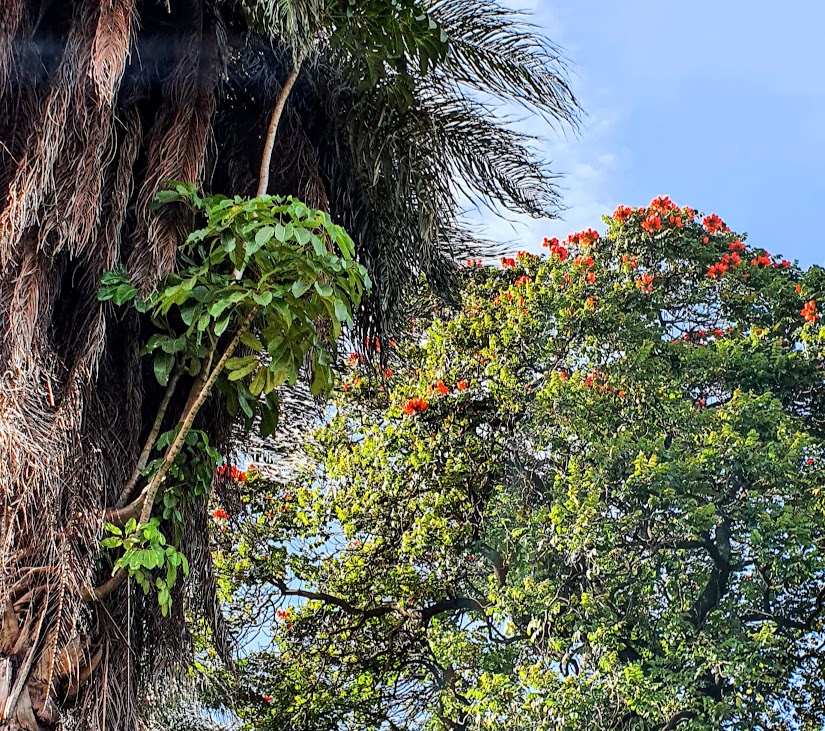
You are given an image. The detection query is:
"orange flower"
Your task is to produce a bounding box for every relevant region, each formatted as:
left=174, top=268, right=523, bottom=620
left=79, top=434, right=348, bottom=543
left=457, top=380, right=468, bottom=391
left=641, top=214, right=662, bottom=233
left=543, top=237, right=569, bottom=261
left=434, top=380, right=450, bottom=396
left=802, top=300, right=819, bottom=323
left=216, top=464, right=246, bottom=481
left=586, top=272, right=596, bottom=284
left=613, top=205, right=632, bottom=222
left=402, top=397, right=429, bottom=415
left=729, top=240, right=746, bottom=252
left=514, top=275, right=531, bottom=287
left=702, top=213, right=727, bottom=233
left=636, top=273, right=654, bottom=292
left=212, top=508, right=229, bottom=521
left=650, top=195, right=677, bottom=213
left=500, top=257, right=516, bottom=268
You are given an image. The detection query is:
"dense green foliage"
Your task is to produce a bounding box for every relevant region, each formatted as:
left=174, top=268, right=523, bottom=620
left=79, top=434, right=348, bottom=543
left=97, top=188, right=368, bottom=615
left=212, top=199, right=825, bottom=730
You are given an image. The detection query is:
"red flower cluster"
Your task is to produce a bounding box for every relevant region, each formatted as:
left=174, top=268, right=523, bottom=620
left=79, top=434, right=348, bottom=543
left=573, top=255, right=595, bottom=268
left=212, top=508, right=229, bottom=521
left=641, top=214, right=662, bottom=233
left=636, top=273, right=655, bottom=293
left=586, top=272, right=596, bottom=284
left=465, top=258, right=483, bottom=267
left=543, top=237, right=569, bottom=261
left=621, top=254, right=638, bottom=269
left=702, top=213, right=728, bottom=233
left=613, top=205, right=633, bottom=222
left=514, top=275, right=531, bottom=287
left=678, top=328, right=729, bottom=346
left=568, top=228, right=600, bottom=247
left=802, top=300, right=819, bottom=323
left=582, top=369, right=604, bottom=388
left=582, top=369, right=625, bottom=396
left=707, top=251, right=742, bottom=279
left=649, top=195, right=678, bottom=214
left=347, top=352, right=364, bottom=366
left=500, top=257, right=517, bottom=268
left=750, top=252, right=772, bottom=267
left=263, top=695, right=273, bottom=703
left=216, top=464, right=247, bottom=482
left=728, top=240, right=746, bottom=253
left=402, top=397, right=429, bottom=415
left=457, top=380, right=468, bottom=391
left=433, top=380, right=450, bottom=396
left=364, top=335, right=381, bottom=351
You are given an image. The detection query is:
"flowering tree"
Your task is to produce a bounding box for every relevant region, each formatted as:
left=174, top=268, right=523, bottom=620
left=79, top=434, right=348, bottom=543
left=212, top=198, right=825, bottom=729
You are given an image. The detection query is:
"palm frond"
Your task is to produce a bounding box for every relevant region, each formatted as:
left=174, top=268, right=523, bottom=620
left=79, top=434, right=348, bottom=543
left=429, top=0, right=580, bottom=128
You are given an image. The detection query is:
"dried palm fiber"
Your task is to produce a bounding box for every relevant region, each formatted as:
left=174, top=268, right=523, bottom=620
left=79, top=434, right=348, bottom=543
left=41, top=0, right=137, bottom=260
left=128, top=0, right=224, bottom=290
left=0, top=1, right=231, bottom=728
left=0, top=0, right=25, bottom=96
left=0, top=2, right=98, bottom=268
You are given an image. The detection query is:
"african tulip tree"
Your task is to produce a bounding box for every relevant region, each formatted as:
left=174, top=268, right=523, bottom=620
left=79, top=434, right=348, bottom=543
left=213, top=199, right=825, bottom=730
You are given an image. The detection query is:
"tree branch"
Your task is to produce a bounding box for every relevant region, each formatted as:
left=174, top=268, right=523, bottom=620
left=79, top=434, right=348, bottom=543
left=137, top=306, right=258, bottom=527
left=273, top=579, right=487, bottom=624
left=687, top=519, right=732, bottom=628
left=78, top=568, right=127, bottom=603
left=114, top=367, right=181, bottom=508
left=256, top=52, right=305, bottom=197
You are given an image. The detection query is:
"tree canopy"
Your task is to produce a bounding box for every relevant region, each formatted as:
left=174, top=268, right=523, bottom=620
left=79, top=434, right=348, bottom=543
left=209, top=198, right=825, bottom=730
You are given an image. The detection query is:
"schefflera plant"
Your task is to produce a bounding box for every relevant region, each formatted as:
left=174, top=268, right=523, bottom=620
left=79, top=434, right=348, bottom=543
left=95, top=184, right=369, bottom=613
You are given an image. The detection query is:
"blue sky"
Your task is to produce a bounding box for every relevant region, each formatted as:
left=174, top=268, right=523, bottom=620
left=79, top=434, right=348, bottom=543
left=480, top=0, right=825, bottom=267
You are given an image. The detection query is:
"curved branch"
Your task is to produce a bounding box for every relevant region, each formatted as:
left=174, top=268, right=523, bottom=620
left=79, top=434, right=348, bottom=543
left=256, top=52, right=305, bottom=197
left=103, top=495, right=145, bottom=527
left=274, top=579, right=488, bottom=625
left=78, top=569, right=127, bottom=603
left=687, top=519, right=732, bottom=628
